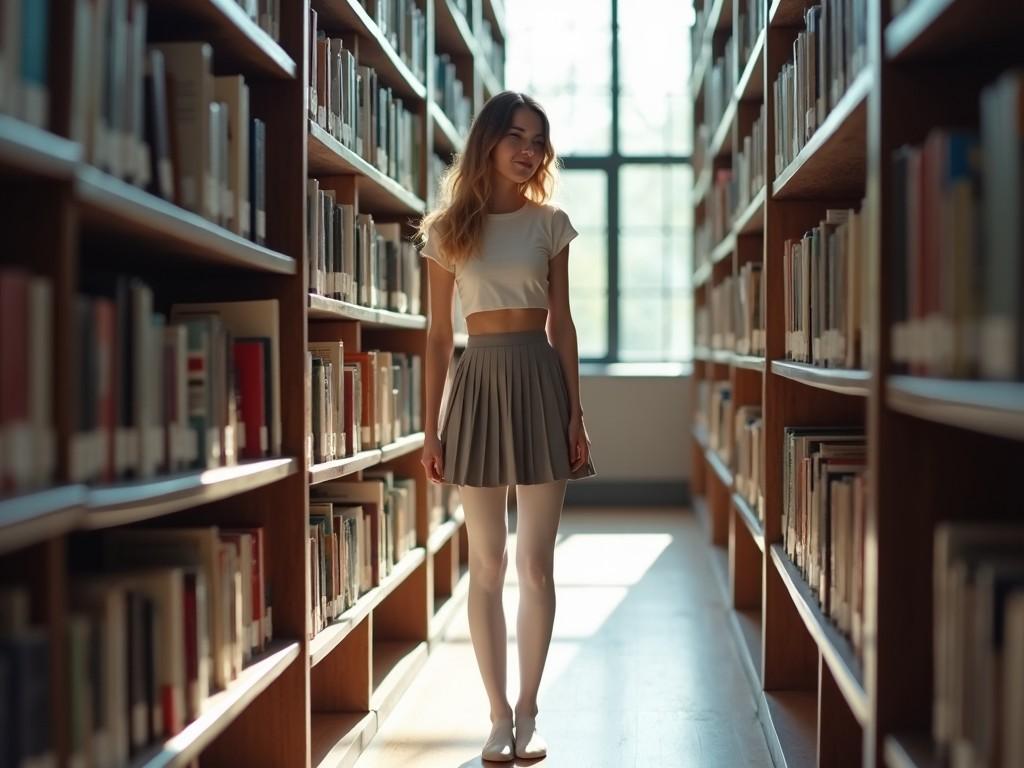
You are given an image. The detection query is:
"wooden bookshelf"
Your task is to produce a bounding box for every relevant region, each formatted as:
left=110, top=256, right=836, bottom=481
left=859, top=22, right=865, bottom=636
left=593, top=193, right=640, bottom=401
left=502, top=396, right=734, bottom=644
left=0, top=0, right=499, bottom=765
left=692, top=1, right=1024, bottom=766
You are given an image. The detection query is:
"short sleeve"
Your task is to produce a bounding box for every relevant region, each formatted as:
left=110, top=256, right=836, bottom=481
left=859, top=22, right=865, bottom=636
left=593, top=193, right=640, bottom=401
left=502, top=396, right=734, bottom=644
left=550, top=207, right=579, bottom=257
left=420, top=224, right=455, bottom=273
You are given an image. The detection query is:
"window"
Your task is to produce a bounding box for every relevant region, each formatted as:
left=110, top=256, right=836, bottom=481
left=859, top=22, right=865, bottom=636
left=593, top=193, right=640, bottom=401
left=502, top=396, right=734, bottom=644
left=507, top=0, right=694, bottom=363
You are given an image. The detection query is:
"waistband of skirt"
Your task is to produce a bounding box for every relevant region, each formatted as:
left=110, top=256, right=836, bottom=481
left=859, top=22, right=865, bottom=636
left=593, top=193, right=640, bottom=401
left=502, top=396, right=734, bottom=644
left=465, top=330, right=549, bottom=348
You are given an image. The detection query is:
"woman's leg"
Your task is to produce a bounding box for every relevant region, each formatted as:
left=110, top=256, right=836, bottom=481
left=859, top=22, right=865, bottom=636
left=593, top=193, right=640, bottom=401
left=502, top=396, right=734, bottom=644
left=512, top=479, right=567, bottom=721
left=460, top=483, right=513, bottom=723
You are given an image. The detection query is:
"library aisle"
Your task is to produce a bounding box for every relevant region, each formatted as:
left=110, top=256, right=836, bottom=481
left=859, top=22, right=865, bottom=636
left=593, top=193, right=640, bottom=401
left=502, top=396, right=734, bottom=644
left=352, top=507, right=773, bottom=768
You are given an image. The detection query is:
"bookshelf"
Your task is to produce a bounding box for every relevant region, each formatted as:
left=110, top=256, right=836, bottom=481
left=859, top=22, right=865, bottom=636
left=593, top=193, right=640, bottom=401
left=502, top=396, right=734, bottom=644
left=690, top=1, right=1024, bottom=767
left=0, top=0, right=502, bottom=766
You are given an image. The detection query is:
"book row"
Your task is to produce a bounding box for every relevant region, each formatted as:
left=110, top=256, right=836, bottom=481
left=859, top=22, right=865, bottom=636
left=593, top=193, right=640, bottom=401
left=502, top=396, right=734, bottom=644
left=783, top=204, right=868, bottom=369
left=891, top=71, right=1024, bottom=381
left=782, top=426, right=867, bottom=659
left=933, top=522, right=1024, bottom=768
left=309, top=15, right=425, bottom=197
left=478, top=18, right=506, bottom=83
left=697, top=262, right=765, bottom=357
left=73, top=286, right=281, bottom=483
left=427, top=481, right=462, bottom=534
left=360, top=0, right=428, bottom=84
left=306, top=339, right=422, bottom=464
left=702, top=37, right=738, bottom=152
left=771, top=0, right=868, bottom=176
left=28, top=524, right=272, bottom=768
left=733, top=105, right=766, bottom=217
left=736, top=0, right=765, bottom=77
left=71, top=6, right=269, bottom=243
left=0, top=0, right=49, bottom=128
left=436, top=53, right=472, bottom=138
left=306, top=182, right=422, bottom=314
left=734, top=404, right=764, bottom=521
left=0, top=269, right=54, bottom=494
left=307, top=475, right=417, bottom=636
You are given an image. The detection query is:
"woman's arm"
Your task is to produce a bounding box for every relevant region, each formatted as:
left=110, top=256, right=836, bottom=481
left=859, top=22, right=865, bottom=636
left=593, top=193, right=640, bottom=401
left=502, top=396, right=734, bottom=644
left=424, top=260, right=456, bottom=439
left=546, top=247, right=582, bottom=416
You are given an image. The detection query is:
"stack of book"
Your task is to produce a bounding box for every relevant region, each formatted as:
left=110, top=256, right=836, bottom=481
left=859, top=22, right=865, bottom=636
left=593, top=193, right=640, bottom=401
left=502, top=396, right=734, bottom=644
left=307, top=338, right=422, bottom=464
left=67, top=525, right=271, bottom=763
left=737, top=0, right=765, bottom=69
left=71, top=9, right=268, bottom=243
left=310, top=22, right=425, bottom=196
left=362, top=0, right=427, bottom=83
left=733, top=104, right=766, bottom=216
left=0, top=588, right=52, bottom=768
left=771, top=0, right=868, bottom=176
left=932, top=523, right=1024, bottom=768
left=709, top=168, right=735, bottom=246
left=307, top=183, right=422, bottom=313
left=707, top=381, right=733, bottom=464
left=890, top=71, right=1024, bottom=381
left=72, top=289, right=281, bottom=483
left=0, top=0, right=50, bottom=128
left=736, top=261, right=766, bottom=356
left=435, top=53, right=472, bottom=137
left=705, top=37, right=738, bottom=139
left=782, top=427, right=867, bottom=658
left=782, top=204, right=868, bottom=368
left=733, top=406, right=764, bottom=521
left=710, top=274, right=736, bottom=351
left=0, top=269, right=54, bottom=494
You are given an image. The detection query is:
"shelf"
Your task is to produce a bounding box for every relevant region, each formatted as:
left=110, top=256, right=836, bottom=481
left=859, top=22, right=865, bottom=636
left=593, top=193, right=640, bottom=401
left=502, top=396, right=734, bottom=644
left=692, top=261, right=712, bottom=289
left=481, top=0, right=508, bottom=44
left=370, top=639, right=429, bottom=719
left=708, top=99, right=737, bottom=161
left=148, top=0, right=296, bottom=79
left=311, top=712, right=376, bottom=768
left=711, top=348, right=733, bottom=364
left=129, top=641, right=300, bottom=768
left=309, top=547, right=427, bottom=667
left=693, top=166, right=711, bottom=205
left=313, top=0, right=426, bottom=101
left=429, top=102, right=464, bottom=156
left=886, top=376, right=1024, bottom=441
left=429, top=562, right=469, bottom=643
left=307, top=121, right=426, bottom=216
left=380, top=432, right=425, bottom=463
left=0, top=115, right=81, bottom=179
left=733, top=186, right=766, bottom=236
left=689, top=48, right=710, bottom=100
left=307, top=294, right=427, bottom=329
left=771, top=360, right=871, bottom=397
left=769, top=0, right=811, bottom=28
left=762, top=690, right=817, bottom=768
left=705, top=447, right=734, bottom=489
left=883, top=733, right=943, bottom=768
left=701, top=0, right=733, bottom=50
left=732, top=493, right=765, bottom=552
left=885, top=0, right=1024, bottom=62
left=710, top=232, right=735, bottom=265
left=85, top=458, right=298, bottom=530
left=434, top=0, right=475, bottom=58
left=732, top=608, right=763, bottom=684
left=772, top=69, right=871, bottom=200
left=75, top=166, right=296, bottom=274
left=426, top=516, right=461, bottom=555
left=770, top=545, right=870, bottom=727
left=476, top=58, right=503, bottom=99
left=0, top=486, right=87, bottom=556
left=735, top=30, right=766, bottom=103
left=692, top=424, right=709, bottom=450
left=733, top=354, right=766, bottom=372
left=310, top=449, right=382, bottom=485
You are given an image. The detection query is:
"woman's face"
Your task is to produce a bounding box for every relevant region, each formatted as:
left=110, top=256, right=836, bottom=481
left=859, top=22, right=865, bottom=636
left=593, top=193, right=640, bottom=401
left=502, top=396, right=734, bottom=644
left=492, top=107, right=546, bottom=186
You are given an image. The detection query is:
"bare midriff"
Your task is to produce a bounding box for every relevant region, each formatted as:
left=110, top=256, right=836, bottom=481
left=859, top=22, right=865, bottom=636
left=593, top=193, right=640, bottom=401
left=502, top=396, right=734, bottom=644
left=465, top=307, right=548, bottom=335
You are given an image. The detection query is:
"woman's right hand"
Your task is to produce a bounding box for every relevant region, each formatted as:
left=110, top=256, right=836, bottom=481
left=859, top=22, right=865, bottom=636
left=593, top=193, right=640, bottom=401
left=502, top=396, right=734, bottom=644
left=421, top=434, right=445, bottom=484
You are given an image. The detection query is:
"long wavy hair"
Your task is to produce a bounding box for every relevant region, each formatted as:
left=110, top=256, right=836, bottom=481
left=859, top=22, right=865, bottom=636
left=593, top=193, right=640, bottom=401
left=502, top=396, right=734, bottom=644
left=417, top=91, right=559, bottom=265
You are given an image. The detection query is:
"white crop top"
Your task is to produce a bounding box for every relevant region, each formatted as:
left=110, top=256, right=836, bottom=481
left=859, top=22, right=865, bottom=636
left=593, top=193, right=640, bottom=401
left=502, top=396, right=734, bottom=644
left=420, top=201, right=578, bottom=318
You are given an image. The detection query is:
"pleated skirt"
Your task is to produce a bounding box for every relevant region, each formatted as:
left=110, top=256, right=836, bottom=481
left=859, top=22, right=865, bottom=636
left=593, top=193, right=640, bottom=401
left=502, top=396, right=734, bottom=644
left=439, top=330, right=597, bottom=487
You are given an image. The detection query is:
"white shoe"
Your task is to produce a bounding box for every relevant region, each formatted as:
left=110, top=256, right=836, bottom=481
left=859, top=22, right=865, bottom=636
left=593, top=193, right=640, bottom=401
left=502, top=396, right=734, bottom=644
left=482, top=717, right=515, bottom=762
left=514, top=715, right=548, bottom=759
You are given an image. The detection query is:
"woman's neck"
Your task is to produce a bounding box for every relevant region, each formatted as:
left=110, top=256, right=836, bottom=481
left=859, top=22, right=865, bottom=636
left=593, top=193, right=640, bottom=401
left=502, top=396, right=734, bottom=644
left=488, top=176, right=526, bottom=214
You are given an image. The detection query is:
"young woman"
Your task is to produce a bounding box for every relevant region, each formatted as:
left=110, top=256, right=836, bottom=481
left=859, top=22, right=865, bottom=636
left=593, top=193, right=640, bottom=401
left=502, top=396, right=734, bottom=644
left=417, top=91, right=596, bottom=762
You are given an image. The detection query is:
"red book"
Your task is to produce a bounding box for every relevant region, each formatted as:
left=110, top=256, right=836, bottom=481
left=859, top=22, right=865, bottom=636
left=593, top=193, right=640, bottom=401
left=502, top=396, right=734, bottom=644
left=232, top=340, right=266, bottom=459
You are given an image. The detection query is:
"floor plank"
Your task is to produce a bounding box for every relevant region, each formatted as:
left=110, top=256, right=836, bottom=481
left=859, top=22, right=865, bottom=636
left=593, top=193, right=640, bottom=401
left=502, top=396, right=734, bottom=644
left=353, top=507, right=773, bottom=768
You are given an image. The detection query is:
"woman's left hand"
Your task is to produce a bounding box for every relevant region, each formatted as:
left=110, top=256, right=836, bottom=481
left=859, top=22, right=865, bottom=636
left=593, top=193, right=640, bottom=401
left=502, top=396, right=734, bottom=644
left=568, top=412, right=591, bottom=472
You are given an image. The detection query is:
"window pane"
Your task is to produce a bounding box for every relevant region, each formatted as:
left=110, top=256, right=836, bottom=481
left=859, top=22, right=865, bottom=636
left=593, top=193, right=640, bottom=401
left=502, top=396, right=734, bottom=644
left=619, top=165, right=693, bottom=361
left=506, top=0, right=612, bottom=155
left=553, top=170, right=608, bottom=359
left=619, top=0, right=693, bottom=155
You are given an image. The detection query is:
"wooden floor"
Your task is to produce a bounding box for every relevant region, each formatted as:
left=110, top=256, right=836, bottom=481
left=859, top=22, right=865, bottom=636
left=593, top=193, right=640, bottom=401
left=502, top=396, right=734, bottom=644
left=353, top=507, right=774, bottom=768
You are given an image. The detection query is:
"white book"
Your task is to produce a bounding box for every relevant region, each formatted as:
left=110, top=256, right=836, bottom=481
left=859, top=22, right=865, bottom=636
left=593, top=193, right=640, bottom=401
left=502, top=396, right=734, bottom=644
left=214, top=76, right=251, bottom=238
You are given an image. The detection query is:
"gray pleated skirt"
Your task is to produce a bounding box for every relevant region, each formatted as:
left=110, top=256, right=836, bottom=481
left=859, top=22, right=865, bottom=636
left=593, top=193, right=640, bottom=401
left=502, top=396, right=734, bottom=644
left=439, top=330, right=597, bottom=487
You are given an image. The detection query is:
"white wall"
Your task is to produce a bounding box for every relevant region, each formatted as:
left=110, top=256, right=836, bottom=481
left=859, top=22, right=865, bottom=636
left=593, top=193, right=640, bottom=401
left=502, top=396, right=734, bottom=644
left=578, top=372, right=692, bottom=482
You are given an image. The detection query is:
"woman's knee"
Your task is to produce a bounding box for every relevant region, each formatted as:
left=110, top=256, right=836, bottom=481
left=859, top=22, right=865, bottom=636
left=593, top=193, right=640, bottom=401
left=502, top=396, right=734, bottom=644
left=471, top=547, right=509, bottom=591
left=516, top=552, right=553, bottom=592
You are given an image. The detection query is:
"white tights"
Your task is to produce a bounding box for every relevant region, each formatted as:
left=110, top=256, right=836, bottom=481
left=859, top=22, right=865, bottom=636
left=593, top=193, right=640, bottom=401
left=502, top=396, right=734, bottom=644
left=460, top=480, right=567, bottom=723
